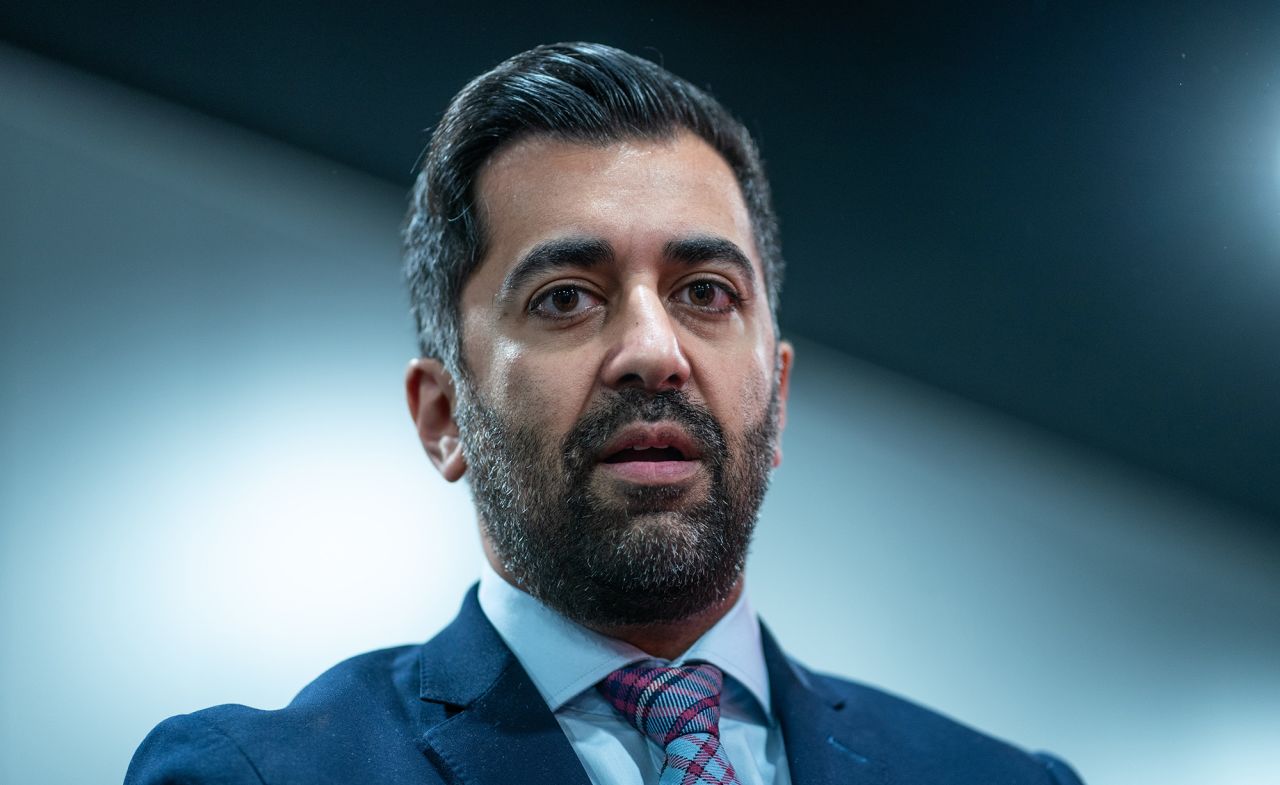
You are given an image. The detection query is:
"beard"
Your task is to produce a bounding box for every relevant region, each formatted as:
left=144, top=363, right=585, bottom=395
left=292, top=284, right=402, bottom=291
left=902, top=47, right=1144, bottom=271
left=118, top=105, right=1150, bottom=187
left=455, top=383, right=778, bottom=628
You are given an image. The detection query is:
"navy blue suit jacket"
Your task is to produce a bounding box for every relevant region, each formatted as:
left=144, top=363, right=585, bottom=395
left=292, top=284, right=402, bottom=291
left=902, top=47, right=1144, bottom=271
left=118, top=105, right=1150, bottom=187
left=126, top=587, right=1084, bottom=784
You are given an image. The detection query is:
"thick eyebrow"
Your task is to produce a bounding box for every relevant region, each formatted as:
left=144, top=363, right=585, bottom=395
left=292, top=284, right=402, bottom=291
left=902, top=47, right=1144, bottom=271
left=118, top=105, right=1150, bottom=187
left=662, top=235, right=758, bottom=293
left=499, top=236, right=615, bottom=300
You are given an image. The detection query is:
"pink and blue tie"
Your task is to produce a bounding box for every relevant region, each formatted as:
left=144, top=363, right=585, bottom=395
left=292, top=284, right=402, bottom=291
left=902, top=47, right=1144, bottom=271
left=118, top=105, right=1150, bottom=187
left=598, top=663, right=742, bottom=785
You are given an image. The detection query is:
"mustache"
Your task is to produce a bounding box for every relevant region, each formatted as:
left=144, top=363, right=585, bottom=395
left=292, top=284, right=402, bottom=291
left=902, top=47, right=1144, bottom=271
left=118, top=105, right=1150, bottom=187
left=560, top=388, right=727, bottom=473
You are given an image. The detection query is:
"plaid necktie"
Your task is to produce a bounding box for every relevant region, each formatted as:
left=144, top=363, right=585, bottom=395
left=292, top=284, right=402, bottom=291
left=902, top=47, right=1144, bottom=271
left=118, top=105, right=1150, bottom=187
left=598, top=662, right=742, bottom=785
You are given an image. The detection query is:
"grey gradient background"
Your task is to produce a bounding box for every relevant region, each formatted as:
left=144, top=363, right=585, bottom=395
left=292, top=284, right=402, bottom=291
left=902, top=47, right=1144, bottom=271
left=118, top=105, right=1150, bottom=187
left=2, top=43, right=1278, bottom=785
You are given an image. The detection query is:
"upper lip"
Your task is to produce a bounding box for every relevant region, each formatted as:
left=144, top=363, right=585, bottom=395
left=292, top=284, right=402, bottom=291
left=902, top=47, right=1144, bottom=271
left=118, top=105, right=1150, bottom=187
left=598, top=423, right=703, bottom=462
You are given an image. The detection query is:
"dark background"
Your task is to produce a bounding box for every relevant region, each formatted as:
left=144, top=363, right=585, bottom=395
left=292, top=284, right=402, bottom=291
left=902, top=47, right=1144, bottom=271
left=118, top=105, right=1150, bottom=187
left=4, top=1, right=1277, bottom=525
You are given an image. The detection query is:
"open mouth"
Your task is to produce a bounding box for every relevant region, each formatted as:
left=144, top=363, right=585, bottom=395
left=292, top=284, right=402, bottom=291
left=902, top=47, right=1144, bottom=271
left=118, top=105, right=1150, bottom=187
left=602, top=445, right=687, bottom=463
left=594, top=424, right=703, bottom=485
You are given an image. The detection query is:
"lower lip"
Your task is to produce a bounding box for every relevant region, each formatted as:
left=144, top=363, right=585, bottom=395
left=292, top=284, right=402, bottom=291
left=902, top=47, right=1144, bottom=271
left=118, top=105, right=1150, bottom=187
left=597, top=459, right=702, bottom=484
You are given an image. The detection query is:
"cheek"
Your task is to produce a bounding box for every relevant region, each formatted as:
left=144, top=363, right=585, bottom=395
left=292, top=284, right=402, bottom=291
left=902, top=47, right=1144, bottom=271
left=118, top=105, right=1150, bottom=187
left=735, top=370, right=772, bottom=429
left=483, top=343, right=593, bottom=431
left=732, top=332, right=778, bottom=414
left=698, top=354, right=772, bottom=435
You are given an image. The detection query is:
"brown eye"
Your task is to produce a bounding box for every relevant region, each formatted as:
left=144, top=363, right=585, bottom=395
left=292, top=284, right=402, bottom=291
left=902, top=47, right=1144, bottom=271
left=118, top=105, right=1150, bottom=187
left=531, top=285, right=601, bottom=320
left=549, top=287, right=579, bottom=312
left=678, top=280, right=737, bottom=312
left=688, top=282, right=716, bottom=307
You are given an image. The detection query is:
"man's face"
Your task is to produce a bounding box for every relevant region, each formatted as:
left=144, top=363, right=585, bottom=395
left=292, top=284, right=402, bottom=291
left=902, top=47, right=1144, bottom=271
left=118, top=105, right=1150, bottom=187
left=447, top=132, right=791, bottom=626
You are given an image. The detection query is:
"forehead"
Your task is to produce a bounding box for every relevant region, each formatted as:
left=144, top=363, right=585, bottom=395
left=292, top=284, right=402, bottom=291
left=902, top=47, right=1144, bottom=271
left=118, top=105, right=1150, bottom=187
left=470, top=132, right=762, bottom=283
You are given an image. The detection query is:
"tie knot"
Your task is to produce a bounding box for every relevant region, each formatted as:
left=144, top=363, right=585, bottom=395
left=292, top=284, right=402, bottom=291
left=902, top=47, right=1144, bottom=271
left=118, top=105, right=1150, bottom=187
left=598, top=663, right=725, bottom=746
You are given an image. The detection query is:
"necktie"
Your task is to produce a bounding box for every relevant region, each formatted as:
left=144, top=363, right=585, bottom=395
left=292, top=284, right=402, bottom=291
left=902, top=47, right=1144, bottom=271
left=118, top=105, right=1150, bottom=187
left=598, top=662, right=742, bottom=785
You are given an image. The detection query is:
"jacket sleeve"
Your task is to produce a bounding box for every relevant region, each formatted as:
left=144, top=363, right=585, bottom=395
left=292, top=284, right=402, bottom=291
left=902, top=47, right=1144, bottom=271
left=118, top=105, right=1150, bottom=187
left=1034, top=752, right=1086, bottom=785
left=124, top=713, right=267, bottom=785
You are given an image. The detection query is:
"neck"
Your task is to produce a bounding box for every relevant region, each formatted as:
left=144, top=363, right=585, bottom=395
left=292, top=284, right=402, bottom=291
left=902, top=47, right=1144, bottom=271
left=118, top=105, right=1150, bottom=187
left=483, top=542, right=742, bottom=660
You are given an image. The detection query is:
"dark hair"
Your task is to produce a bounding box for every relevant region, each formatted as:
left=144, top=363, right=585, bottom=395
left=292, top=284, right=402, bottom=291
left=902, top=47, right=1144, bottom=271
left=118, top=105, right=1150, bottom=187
left=403, top=42, right=783, bottom=373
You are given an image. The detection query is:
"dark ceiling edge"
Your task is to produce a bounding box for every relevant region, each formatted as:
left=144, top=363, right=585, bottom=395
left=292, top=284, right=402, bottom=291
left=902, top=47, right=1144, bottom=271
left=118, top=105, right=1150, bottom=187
left=785, top=333, right=1280, bottom=537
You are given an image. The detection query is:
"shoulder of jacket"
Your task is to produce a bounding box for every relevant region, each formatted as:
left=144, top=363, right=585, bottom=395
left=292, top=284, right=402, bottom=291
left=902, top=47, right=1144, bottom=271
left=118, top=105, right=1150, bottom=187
left=125, top=643, right=426, bottom=785
left=125, top=708, right=266, bottom=784
left=794, top=664, right=1085, bottom=784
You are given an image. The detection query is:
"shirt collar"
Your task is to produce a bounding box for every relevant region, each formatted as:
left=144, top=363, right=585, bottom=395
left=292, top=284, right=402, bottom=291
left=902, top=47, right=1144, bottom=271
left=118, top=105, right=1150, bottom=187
left=476, top=560, right=772, bottom=718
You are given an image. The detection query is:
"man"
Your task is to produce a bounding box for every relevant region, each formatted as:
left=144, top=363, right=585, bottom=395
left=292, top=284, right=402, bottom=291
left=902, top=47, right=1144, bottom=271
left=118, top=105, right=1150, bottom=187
left=126, top=42, right=1084, bottom=785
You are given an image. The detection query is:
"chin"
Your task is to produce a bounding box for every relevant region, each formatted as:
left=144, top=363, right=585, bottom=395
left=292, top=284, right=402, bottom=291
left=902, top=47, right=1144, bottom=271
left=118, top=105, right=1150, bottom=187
left=593, top=476, right=713, bottom=515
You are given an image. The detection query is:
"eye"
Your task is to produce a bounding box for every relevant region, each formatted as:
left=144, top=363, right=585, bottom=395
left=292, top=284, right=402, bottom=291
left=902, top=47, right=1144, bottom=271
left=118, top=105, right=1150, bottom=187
left=677, top=279, right=739, bottom=312
left=530, top=284, right=602, bottom=320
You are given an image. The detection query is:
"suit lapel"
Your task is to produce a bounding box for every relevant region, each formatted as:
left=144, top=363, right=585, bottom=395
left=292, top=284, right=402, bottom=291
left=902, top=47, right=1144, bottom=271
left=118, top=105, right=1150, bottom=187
left=416, top=587, right=592, bottom=785
left=763, top=624, right=889, bottom=785
left=416, top=589, right=896, bottom=785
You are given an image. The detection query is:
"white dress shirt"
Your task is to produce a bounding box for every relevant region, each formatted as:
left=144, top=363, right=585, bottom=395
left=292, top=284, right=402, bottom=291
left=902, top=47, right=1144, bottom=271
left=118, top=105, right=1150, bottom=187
left=477, top=561, right=792, bottom=785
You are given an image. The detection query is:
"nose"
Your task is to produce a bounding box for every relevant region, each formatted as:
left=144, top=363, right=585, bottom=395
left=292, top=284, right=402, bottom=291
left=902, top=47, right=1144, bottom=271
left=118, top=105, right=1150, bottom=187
left=601, top=286, right=691, bottom=392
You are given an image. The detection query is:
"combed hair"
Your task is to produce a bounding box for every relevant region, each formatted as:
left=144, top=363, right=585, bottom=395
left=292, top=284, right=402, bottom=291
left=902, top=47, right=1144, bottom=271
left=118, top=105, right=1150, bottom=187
left=403, top=42, right=783, bottom=373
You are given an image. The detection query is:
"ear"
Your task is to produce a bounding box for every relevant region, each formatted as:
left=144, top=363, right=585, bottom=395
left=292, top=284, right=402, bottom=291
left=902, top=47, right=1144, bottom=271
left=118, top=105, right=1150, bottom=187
left=405, top=358, right=467, bottom=482
left=772, top=340, right=794, bottom=468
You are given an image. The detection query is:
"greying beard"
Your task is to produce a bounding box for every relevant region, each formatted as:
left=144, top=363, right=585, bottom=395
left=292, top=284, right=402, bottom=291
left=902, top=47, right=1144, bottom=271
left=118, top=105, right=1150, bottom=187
left=456, top=384, right=778, bottom=627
